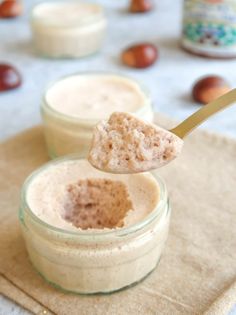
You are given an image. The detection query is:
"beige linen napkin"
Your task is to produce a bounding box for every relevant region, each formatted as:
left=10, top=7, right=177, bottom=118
left=204, top=280, right=236, bottom=315
left=0, top=116, right=236, bottom=315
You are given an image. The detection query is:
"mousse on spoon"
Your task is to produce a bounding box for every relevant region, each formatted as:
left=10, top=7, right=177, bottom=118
left=88, top=88, right=236, bottom=174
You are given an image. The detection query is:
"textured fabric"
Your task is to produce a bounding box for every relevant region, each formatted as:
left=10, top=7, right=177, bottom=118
left=0, top=116, right=236, bottom=315
left=204, top=281, right=236, bottom=315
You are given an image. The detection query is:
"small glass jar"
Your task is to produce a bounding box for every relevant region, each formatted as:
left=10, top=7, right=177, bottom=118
left=31, top=1, right=107, bottom=58
left=182, top=0, right=236, bottom=58
left=41, top=73, right=154, bottom=159
left=19, top=155, right=170, bottom=294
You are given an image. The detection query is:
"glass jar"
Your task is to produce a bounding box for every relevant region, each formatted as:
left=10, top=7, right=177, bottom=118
left=31, top=1, right=107, bottom=58
left=19, top=155, right=170, bottom=294
left=182, top=0, right=236, bottom=58
left=41, top=73, right=154, bottom=159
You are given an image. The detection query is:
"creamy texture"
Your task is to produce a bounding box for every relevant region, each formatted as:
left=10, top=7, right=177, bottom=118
left=27, top=159, right=159, bottom=232
left=32, top=2, right=102, bottom=27
left=65, top=178, right=134, bottom=229
left=46, top=75, right=148, bottom=120
left=41, top=74, right=153, bottom=158
left=31, top=2, right=106, bottom=58
left=89, top=112, right=184, bottom=173
left=21, top=158, right=169, bottom=294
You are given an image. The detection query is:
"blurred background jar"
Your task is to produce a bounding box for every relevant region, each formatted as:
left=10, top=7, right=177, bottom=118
left=31, top=1, right=107, bottom=58
left=181, top=0, right=236, bottom=58
left=41, top=73, right=153, bottom=159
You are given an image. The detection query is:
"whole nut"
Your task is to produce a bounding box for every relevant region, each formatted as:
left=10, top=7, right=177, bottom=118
left=129, top=0, right=153, bottom=13
left=192, top=75, right=231, bottom=104
left=121, top=43, right=158, bottom=69
left=0, top=0, right=22, bottom=18
left=0, top=63, right=22, bottom=92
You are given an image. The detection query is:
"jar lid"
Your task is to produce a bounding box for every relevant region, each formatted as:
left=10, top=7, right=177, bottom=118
left=31, top=1, right=105, bottom=28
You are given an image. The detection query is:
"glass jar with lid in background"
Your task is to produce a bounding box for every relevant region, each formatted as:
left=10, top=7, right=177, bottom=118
left=181, top=0, right=236, bottom=58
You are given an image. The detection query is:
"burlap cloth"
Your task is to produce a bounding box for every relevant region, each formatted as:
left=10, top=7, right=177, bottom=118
left=0, top=115, right=235, bottom=315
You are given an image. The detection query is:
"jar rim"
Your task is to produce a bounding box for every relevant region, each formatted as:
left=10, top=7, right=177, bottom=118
left=31, top=1, right=105, bottom=29
left=20, top=155, right=168, bottom=240
left=41, top=71, right=152, bottom=126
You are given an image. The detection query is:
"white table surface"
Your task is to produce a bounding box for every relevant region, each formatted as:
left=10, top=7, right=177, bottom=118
left=1, top=0, right=236, bottom=314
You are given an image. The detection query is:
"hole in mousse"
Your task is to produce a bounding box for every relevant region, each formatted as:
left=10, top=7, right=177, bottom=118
left=62, top=178, right=133, bottom=230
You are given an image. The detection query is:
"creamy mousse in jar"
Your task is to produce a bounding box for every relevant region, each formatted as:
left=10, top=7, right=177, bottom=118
left=41, top=73, right=153, bottom=158
left=31, top=1, right=107, bottom=58
left=19, top=157, right=170, bottom=294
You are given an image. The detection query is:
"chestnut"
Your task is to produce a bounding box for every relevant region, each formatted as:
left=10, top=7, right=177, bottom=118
left=0, top=63, right=22, bottom=92
left=121, top=43, right=158, bottom=69
left=0, top=0, right=22, bottom=18
left=129, top=0, right=153, bottom=13
left=192, top=75, right=231, bottom=104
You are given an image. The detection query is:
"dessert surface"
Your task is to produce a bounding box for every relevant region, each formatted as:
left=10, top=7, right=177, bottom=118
left=64, top=178, right=133, bottom=229
left=32, top=2, right=102, bottom=26
left=46, top=75, right=147, bottom=120
left=26, top=159, right=160, bottom=231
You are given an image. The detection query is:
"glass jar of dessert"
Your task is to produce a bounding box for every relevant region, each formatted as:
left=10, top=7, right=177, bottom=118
left=41, top=73, right=153, bottom=158
left=31, top=1, right=107, bottom=58
left=182, top=0, right=236, bottom=58
left=19, top=156, right=170, bottom=294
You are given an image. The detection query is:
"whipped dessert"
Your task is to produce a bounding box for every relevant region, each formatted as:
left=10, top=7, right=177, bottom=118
left=89, top=112, right=183, bottom=173
left=27, top=159, right=159, bottom=231
left=46, top=74, right=149, bottom=120
left=65, top=179, right=133, bottom=229
left=31, top=1, right=107, bottom=58
left=20, top=157, right=170, bottom=293
left=42, top=74, right=153, bottom=158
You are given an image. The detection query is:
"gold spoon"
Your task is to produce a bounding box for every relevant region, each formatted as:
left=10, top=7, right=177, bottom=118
left=89, top=88, right=236, bottom=174
left=170, top=88, right=236, bottom=138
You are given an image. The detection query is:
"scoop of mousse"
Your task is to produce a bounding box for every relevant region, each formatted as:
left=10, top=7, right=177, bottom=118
left=88, top=112, right=183, bottom=173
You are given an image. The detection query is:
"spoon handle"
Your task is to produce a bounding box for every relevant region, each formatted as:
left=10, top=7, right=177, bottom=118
left=170, top=88, right=236, bottom=139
